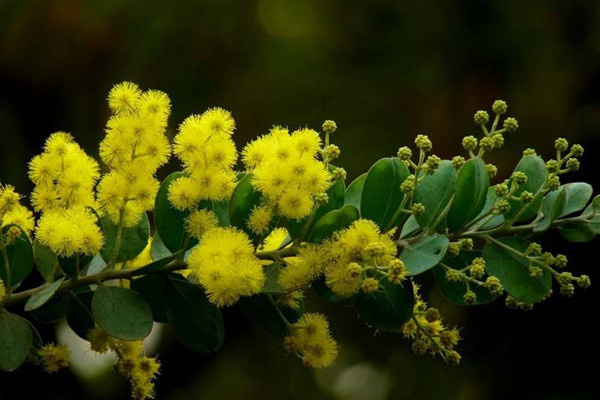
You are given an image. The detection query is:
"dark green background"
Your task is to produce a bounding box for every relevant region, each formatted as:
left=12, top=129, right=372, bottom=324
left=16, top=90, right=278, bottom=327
left=1, top=1, right=599, bottom=399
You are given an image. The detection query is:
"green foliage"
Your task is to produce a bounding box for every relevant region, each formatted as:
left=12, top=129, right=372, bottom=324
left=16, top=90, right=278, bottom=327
left=352, top=279, right=415, bottom=331
left=309, top=204, right=360, bottom=244
left=401, top=235, right=449, bottom=276
left=0, top=312, right=32, bottom=372
left=239, top=294, right=303, bottom=336
left=100, top=213, right=150, bottom=264
left=447, top=157, right=489, bottom=231
left=414, top=160, right=456, bottom=229
left=434, top=252, right=495, bottom=305
left=0, top=225, right=33, bottom=286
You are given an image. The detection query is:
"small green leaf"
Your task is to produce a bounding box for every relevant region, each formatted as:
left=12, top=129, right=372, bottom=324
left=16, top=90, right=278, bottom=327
left=100, top=213, right=150, bottom=264
left=287, top=179, right=345, bottom=239
left=534, top=186, right=567, bottom=232
left=401, top=234, right=449, bottom=276
left=361, top=158, right=410, bottom=231
left=25, top=277, right=65, bottom=312
left=434, top=252, right=495, bottom=305
left=239, top=294, right=303, bottom=336
left=471, top=187, right=504, bottom=230
left=309, top=205, right=360, bottom=244
left=0, top=225, right=34, bottom=287
left=582, top=195, right=600, bottom=218
left=352, top=279, right=414, bottom=331
left=344, top=173, right=367, bottom=209
left=261, top=263, right=284, bottom=294
left=447, top=157, right=489, bottom=232
left=0, top=312, right=33, bottom=372
left=150, top=232, right=172, bottom=261
left=163, top=275, right=224, bottom=353
left=29, top=295, right=68, bottom=324
left=66, top=291, right=95, bottom=340
left=561, top=182, right=593, bottom=217
left=414, top=160, right=457, bottom=229
left=92, top=286, right=153, bottom=340
left=399, top=215, right=420, bottom=239
left=559, top=221, right=596, bottom=242
left=505, top=155, right=546, bottom=222
left=33, top=241, right=58, bottom=282
left=155, top=172, right=197, bottom=253
left=130, top=274, right=169, bottom=323
left=483, top=237, right=551, bottom=303
left=229, top=173, right=262, bottom=236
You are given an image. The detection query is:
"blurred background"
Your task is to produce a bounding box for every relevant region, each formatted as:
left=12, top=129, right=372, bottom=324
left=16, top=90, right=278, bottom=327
left=1, top=0, right=600, bottom=399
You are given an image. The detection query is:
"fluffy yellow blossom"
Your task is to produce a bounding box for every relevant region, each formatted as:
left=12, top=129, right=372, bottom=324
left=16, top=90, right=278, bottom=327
left=169, top=108, right=238, bottom=211
left=38, top=343, right=71, bottom=373
left=284, top=313, right=338, bottom=368
left=36, top=207, right=104, bottom=257
left=185, top=209, right=219, bottom=239
left=188, top=227, right=265, bottom=307
left=242, top=126, right=330, bottom=220
left=1, top=204, right=35, bottom=235
left=247, top=205, right=274, bottom=235
left=279, top=243, right=336, bottom=291
left=97, top=82, right=171, bottom=227
left=29, top=132, right=100, bottom=212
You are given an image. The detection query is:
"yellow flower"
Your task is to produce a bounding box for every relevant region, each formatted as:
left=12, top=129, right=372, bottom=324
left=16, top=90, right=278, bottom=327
left=188, top=227, right=265, bottom=307
left=108, top=81, right=142, bottom=115
left=1, top=204, right=35, bottom=235
left=247, top=205, right=273, bottom=235
left=185, top=209, right=219, bottom=239
left=284, top=313, right=338, bottom=369
left=38, top=343, right=71, bottom=373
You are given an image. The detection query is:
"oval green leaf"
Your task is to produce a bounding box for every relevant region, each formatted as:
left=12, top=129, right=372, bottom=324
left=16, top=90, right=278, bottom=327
left=414, top=160, right=457, bottom=229
left=561, top=182, right=593, bottom=217
left=25, top=277, right=65, bottom=312
left=352, top=279, right=414, bottom=331
left=0, top=312, right=33, bottom=372
left=92, top=286, right=153, bottom=340
left=534, top=186, right=567, bottom=232
left=345, top=173, right=367, bottom=209
left=130, top=274, right=169, bottom=323
left=360, top=157, right=409, bottom=232
left=66, top=290, right=95, bottom=339
left=309, top=205, right=360, bottom=244
left=101, top=212, right=150, bottom=264
left=33, top=241, right=58, bottom=282
left=447, top=157, right=489, bottom=232
left=401, top=234, right=449, bottom=276
left=505, top=155, right=546, bottom=222
left=0, top=225, right=33, bottom=287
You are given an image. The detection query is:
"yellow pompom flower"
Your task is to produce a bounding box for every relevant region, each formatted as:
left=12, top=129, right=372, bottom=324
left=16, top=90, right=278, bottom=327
left=1, top=204, right=35, bottom=235
left=188, top=227, right=265, bottom=307
left=244, top=126, right=331, bottom=220
left=185, top=209, right=219, bottom=239
left=38, top=343, right=71, bottom=373
left=284, top=313, right=338, bottom=369
left=247, top=205, right=273, bottom=235
left=108, top=81, right=142, bottom=115
left=278, top=243, right=336, bottom=291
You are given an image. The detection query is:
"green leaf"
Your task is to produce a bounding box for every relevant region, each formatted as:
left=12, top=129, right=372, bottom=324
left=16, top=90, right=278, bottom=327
left=29, top=294, right=68, bottom=324
left=66, top=291, right=95, bottom=339
left=559, top=221, right=596, bottom=242
left=25, top=277, right=65, bottom=312
left=352, top=279, right=414, bottom=331
left=447, top=157, right=489, bottom=232
left=582, top=195, right=600, bottom=218
left=309, top=205, right=360, bottom=244
left=163, top=275, right=224, bottom=353
left=483, top=237, right=551, bottom=303
left=58, top=254, right=92, bottom=276
left=534, top=186, right=567, bottom=232
left=287, top=179, right=345, bottom=240
left=130, top=274, right=169, bottom=323
left=229, top=173, right=262, bottom=236
left=401, top=234, right=449, bottom=276
left=414, top=160, right=457, bottom=229
left=151, top=232, right=172, bottom=261
left=33, top=241, right=58, bottom=282
left=239, top=294, right=304, bottom=336
left=261, top=263, right=284, bottom=294
left=155, top=172, right=198, bottom=253
left=434, top=252, right=495, bottom=305
left=0, top=312, right=33, bottom=372
left=561, top=182, right=593, bottom=217
left=360, top=157, right=410, bottom=231
left=0, top=225, right=34, bottom=287
left=505, top=155, right=546, bottom=222
left=344, top=173, right=367, bottom=209
left=100, top=212, right=150, bottom=264
left=399, top=215, right=420, bottom=239
left=92, top=286, right=153, bottom=340
left=471, top=187, right=504, bottom=230
left=135, top=254, right=178, bottom=275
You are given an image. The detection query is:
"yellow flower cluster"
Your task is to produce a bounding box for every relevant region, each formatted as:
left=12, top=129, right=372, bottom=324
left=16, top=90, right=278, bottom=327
left=283, top=313, right=338, bottom=368
left=0, top=184, right=34, bottom=235
left=242, top=126, right=331, bottom=219
left=278, top=243, right=337, bottom=291
left=38, top=343, right=71, bottom=373
left=324, top=219, right=398, bottom=296
left=29, top=132, right=100, bottom=212
left=187, top=227, right=265, bottom=307
left=88, top=327, right=160, bottom=400
left=169, top=108, right=238, bottom=210
left=36, top=207, right=103, bottom=257
left=401, top=284, right=461, bottom=365
left=97, top=82, right=171, bottom=227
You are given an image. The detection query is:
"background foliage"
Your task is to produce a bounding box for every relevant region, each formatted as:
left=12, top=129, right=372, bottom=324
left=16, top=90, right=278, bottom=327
left=1, top=0, right=599, bottom=399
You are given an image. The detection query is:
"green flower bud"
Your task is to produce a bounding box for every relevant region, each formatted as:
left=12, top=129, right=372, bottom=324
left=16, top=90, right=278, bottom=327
left=547, top=176, right=561, bottom=191
left=445, top=350, right=461, bottom=366
left=400, top=175, right=415, bottom=194
left=560, top=283, right=575, bottom=297
left=325, top=144, right=341, bottom=160
left=322, top=120, right=337, bottom=134
left=397, top=146, right=412, bottom=160
left=570, top=144, right=584, bottom=158
left=503, top=117, right=519, bottom=132
left=425, top=308, right=441, bottom=322
left=576, top=275, right=591, bottom=289
left=462, top=135, right=478, bottom=151
left=415, top=134, right=433, bottom=152
left=470, top=263, right=485, bottom=279
left=463, top=290, right=477, bottom=304
left=333, top=167, right=347, bottom=181
left=494, top=199, right=511, bottom=215
left=459, top=238, right=473, bottom=250
left=491, top=133, right=504, bottom=148
left=546, top=160, right=559, bottom=174
left=452, top=156, right=466, bottom=169
left=447, top=242, right=460, bottom=257
left=485, top=276, right=503, bottom=296
left=566, top=158, right=580, bottom=171
left=315, top=192, right=329, bottom=204
left=445, top=268, right=463, bottom=283
left=412, top=340, right=428, bottom=355
left=529, top=266, right=544, bottom=279
left=554, top=138, right=569, bottom=152
left=520, top=191, right=534, bottom=203
left=525, top=242, right=542, bottom=256
left=505, top=295, right=519, bottom=309
left=422, top=155, right=441, bottom=174
left=519, top=302, right=534, bottom=312
left=495, top=183, right=509, bottom=197
left=479, top=136, right=495, bottom=152
left=486, top=163, right=498, bottom=178
left=553, top=254, right=568, bottom=268
left=557, top=271, right=573, bottom=285
left=492, top=100, right=508, bottom=115
left=523, top=148, right=537, bottom=156
left=474, top=110, right=490, bottom=125
left=541, top=252, right=555, bottom=265
left=411, top=202, right=426, bottom=216
left=512, top=171, right=528, bottom=185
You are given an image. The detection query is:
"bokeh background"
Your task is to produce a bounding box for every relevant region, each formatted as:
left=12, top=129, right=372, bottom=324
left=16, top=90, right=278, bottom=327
left=1, top=0, right=600, bottom=399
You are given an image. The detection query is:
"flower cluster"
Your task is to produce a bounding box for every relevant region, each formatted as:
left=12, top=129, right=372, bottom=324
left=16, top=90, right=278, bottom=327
left=0, top=184, right=34, bottom=235
left=37, top=343, right=71, bottom=373
left=187, top=227, right=265, bottom=307
left=284, top=313, right=338, bottom=368
left=97, top=82, right=171, bottom=227
left=242, top=126, right=331, bottom=220
left=169, top=108, right=238, bottom=211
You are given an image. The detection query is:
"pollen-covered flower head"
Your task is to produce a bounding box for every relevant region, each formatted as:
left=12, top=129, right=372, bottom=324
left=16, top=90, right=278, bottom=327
left=187, top=227, right=265, bottom=307
left=284, top=313, right=338, bottom=369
